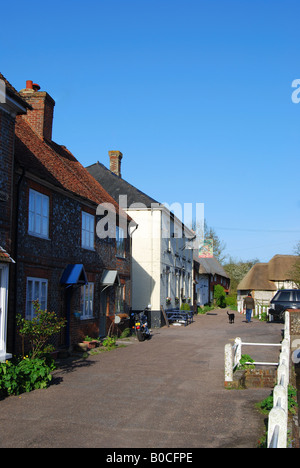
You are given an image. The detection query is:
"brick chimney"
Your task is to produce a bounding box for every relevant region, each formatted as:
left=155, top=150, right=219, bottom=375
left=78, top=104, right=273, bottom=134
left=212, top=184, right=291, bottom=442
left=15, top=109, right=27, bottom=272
left=109, top=151, right=123, bottom=177
left=19, top=80, right=55, bottom=140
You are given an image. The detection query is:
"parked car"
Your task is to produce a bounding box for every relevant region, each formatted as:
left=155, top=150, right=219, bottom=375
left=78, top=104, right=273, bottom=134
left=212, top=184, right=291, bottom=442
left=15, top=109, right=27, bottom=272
left=269, top=289, right=300, bottom=321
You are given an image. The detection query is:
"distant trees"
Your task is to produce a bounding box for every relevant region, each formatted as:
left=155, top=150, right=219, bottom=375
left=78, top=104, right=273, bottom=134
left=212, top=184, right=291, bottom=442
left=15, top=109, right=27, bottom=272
left=290, top=241, right=300, bottom=288
left=223, top=257, right=260, bottom=294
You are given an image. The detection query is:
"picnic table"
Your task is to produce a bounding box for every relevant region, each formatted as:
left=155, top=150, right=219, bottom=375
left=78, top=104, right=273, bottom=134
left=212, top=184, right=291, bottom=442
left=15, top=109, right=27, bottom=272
left=165, top=308, right=194, bottom=326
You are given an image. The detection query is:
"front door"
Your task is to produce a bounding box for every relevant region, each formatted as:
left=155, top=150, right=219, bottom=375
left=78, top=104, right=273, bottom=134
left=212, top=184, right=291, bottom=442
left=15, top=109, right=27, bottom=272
left=99, top=290, right=107, bottom=337
left=0, top=264, right=11, bottom=361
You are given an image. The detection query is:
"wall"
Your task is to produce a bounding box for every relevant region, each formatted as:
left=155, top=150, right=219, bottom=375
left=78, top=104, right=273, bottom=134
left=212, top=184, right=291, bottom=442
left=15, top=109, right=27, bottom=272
left=0, top=108, right=15, bottom=252
left=128, top=209, right=161, bottom=311
left=8, top=176, right=131, bottom=353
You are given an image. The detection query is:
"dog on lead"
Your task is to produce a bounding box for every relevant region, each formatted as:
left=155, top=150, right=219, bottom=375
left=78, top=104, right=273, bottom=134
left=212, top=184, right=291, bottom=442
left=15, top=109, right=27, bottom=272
left=227, top=311, right=235, bottom=324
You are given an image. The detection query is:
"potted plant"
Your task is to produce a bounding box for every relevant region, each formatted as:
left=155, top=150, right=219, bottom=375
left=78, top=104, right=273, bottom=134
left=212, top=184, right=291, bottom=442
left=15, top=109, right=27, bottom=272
left=166, top=297, right=171, bottom=305
left=83, top=336, right=99, bottom=349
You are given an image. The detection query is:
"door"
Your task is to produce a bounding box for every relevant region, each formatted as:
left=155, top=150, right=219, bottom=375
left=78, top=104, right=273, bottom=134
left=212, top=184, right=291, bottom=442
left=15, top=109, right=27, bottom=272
left=99, top=289, right=107, bottom=337
left=0, top=265, right=11, bottom=361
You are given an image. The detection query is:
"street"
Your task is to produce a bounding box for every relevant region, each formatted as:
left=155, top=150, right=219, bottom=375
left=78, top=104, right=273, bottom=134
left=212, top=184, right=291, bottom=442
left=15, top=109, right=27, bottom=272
left=0, top=310, right=283, bottom=448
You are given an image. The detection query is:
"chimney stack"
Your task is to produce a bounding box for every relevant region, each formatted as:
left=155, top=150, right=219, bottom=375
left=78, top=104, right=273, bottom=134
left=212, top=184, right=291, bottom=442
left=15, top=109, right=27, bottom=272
left=109, top=151, right=123, bottom=178
left=19, top=80, right=55, bottom=141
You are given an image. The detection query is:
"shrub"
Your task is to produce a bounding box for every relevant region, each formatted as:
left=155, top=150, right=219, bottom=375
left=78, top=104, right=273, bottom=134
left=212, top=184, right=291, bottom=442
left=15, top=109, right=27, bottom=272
left=102, top=336, right=117, bottom=350
left=0, top=356, right=55, bottom=397
left=214, top=285, right=226, bottom=308
left=256, top=385, right=298, bottom=415
left=120, top=328, right=131, bottom=339
left=225, top=294, right=237, bottom=308
left=237, top=354, right=255, bottom=370
left=17, top=300, right=66, bottom=358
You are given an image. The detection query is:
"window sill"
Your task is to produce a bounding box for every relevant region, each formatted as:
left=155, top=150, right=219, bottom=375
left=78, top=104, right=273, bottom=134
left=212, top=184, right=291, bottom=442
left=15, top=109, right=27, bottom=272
left=0, top=352, right=12, bottom=362
left=81, top=246, right=95, bottom=251
left=28, top=232, right=50, bottom=241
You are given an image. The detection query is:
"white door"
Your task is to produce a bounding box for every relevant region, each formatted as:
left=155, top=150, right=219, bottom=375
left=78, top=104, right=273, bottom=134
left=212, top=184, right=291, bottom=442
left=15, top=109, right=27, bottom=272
left=0, top=265, right=11, bottom=361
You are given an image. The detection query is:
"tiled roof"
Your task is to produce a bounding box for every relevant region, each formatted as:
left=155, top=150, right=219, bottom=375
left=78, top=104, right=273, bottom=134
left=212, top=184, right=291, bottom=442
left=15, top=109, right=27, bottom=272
left=14, top=117, right=130, bottom=221
left=0, top=246, right=15, bottom=263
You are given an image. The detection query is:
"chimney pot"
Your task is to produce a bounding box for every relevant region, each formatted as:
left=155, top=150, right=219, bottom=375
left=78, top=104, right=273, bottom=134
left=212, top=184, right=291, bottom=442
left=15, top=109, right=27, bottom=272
left=19, top=82, right=55, bottom=140
left=109, top=151, right=123, bottom=178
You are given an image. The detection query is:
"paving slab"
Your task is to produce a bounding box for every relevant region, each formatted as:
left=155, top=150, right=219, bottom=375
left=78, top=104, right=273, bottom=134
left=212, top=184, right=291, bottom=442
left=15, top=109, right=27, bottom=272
left=0, top=310, right=283, bottom=448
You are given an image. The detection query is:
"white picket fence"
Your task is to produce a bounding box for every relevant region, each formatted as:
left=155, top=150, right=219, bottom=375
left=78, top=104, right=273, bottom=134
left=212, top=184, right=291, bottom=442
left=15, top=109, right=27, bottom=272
left=267, top=312, right=290, bottom=448
left=224, top=312, right=291, bottom=448
left=237, top=300, right=270, bottom=320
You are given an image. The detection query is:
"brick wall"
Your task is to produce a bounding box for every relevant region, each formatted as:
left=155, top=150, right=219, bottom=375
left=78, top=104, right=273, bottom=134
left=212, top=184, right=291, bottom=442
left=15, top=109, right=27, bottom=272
left=0, top=108, right=15, bottom=252
left=8, top=176, right=131, bottom=354
left=19, top=90, right=55, bottom=140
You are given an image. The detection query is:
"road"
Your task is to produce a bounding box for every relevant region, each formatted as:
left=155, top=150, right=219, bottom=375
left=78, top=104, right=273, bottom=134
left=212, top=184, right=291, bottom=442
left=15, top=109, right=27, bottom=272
left=0, top=310, right=283, bottom=448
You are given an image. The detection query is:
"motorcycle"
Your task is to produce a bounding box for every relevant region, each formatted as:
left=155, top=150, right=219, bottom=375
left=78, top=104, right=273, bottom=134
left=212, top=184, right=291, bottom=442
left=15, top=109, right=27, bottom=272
left=131, top=305, right=151, bottom=341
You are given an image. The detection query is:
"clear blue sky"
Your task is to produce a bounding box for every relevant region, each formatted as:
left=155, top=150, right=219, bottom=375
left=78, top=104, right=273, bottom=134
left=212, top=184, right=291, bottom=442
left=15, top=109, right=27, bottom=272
left=2, top=0, right=300, bottom=263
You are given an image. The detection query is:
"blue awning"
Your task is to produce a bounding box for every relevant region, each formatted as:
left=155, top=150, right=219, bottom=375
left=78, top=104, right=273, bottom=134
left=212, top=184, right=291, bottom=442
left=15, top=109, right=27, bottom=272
left=60, top=264, right=88, bottom=286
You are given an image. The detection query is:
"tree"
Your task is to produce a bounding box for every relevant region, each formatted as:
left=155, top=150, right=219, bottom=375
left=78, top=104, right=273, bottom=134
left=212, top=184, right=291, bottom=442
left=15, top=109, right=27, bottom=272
left=17, top=301, right=66, bottom=358
left=223, top=257, right=260, bottom=294
left=191, top=219, right=226, bottom=264
left=214, top=284, right=226, bottom=308
left=290, top=240, right=300, bottom=288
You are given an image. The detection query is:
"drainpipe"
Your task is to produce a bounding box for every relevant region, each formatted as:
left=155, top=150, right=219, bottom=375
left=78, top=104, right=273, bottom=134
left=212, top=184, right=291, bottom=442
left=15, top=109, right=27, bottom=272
left=12, top=167, right=25, bottom=354
left=65, top=286, right=73, bottom=349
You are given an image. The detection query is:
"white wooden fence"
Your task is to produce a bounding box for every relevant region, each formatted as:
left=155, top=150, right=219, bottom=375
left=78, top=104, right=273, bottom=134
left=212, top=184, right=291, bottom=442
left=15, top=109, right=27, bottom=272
left=224, top=312, right=291, bottom=448
left=237, top=300, right=270, bottom=320
left=267, top=312, right=290, bottom=448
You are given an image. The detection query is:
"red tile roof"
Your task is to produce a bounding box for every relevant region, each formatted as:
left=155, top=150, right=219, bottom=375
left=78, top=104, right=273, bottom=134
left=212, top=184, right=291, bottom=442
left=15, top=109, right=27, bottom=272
left=0, top=246, right=15, bottom=263
left=15, top=117, right=130, bottom=221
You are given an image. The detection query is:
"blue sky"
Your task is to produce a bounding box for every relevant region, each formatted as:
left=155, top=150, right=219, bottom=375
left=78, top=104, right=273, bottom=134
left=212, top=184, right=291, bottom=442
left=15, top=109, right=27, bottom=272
left=2, top=0, right=300, bottom=263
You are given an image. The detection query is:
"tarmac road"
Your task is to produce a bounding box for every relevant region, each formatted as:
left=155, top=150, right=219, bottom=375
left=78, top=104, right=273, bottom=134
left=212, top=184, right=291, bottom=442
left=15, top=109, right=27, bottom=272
left=0, top=310, right=283, bottom=448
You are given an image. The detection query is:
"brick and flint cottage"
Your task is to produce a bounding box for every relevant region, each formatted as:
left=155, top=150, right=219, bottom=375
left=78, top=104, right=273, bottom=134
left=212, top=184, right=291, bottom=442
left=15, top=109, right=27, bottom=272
left=0, top=74, right=30, bottom=360
left=1, top=76, right=134, bottom=357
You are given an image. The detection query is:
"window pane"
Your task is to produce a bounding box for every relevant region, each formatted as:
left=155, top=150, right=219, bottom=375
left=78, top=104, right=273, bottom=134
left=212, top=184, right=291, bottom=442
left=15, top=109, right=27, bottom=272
left=28, top=190, right=49, bottom=238
left=82, top=212, right=94, bottom=249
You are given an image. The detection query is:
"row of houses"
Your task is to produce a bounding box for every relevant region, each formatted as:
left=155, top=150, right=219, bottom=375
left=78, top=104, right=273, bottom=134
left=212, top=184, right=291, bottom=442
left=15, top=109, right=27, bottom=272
left=0, top=74, right=230, bottom=361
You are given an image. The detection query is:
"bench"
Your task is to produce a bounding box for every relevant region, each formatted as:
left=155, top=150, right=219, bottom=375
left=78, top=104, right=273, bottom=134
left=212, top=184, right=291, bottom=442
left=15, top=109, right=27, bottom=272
left=165, top=308, right=194, bottom=326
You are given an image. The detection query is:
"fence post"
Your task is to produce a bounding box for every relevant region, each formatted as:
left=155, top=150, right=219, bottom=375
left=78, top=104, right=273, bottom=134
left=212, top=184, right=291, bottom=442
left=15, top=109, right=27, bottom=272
left=267, top=406, right=287, bottom=448
left=224, top=343, right=233, bottom=383
left=277, top=363, right=288, bottom=388
left=233, top=337, right=242, bottom=366
left=273, top=384, right=288, bottom=415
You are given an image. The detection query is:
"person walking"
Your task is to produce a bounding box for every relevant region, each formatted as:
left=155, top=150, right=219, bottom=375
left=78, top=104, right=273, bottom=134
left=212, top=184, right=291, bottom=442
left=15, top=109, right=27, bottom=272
left=243, top=293, right=255, bottom=323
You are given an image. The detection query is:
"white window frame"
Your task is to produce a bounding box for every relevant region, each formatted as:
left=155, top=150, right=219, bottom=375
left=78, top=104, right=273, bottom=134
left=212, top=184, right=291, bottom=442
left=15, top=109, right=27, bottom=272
left=28, top=189, right=49, bottom=239
left=26, top=277, right=48, bottom=320
left=80, top=283, right=94, bottom=319
left=116, top=226, right=125, bottom=258
left=82, top=211, right=95, bottom=250
left=0, top=265, right=12, bottom=361
left=116, top=283, right=125, bottom=315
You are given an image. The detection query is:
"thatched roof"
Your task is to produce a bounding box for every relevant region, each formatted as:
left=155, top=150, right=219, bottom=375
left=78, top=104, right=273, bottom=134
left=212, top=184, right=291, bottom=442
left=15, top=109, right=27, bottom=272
left=237, top=263, right=277, bottom=291
left=237, top=254, right=299, bottom=291
left=194, top=254, right=230, bottom=279
left=268, top=255, right=298, bottom=281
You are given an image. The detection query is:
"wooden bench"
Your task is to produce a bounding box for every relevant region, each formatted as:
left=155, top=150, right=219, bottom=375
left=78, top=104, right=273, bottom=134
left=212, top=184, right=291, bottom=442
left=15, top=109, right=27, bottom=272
left=165, top=308, right=194, bottom=326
